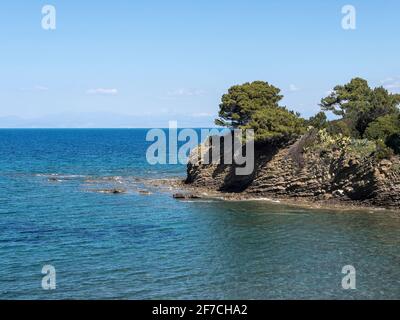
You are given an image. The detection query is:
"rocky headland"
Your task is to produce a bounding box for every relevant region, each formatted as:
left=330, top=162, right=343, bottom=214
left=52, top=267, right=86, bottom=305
left=183, top=131, right=400, bottom=211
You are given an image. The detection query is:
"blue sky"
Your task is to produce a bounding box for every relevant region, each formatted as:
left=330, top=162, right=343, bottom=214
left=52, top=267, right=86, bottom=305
left=0, top=0, right=399, bottom=127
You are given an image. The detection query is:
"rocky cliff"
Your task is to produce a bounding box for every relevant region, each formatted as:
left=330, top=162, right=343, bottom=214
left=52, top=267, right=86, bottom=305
left=185, top=132, right=400, bottom=209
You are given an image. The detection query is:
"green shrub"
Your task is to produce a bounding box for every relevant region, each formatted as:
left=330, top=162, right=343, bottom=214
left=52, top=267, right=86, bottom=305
left=386, top=133, right=400, bottom=155
left=392, top=163, right=400, bottom=173
left=364, top=114, right=400, bottom=141
left=241, top=107, right=306, bottom=142
left=347, top=139, right=377, bottom=158
left=373, top=140, right=394, bottom=161
left=303, top=128, right=351, bottom=153
left=326, top=120, right=352, bottom=137
left=307, top=112, right=328, bottom=130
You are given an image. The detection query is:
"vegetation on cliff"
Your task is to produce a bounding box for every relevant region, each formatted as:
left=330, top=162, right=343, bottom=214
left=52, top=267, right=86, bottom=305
left=320, top=78, right=400, bottom=138
left=320, top=78, right=400, bottom=157
left=214, top=81, right=306, bottom=142
left=187, top=78, right=400, bottom=208
left=215, top=78, right=400, bottom=158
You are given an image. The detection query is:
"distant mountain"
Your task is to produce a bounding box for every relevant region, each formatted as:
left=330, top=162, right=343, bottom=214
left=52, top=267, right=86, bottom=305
left=0, top=112, right=216, bottom=128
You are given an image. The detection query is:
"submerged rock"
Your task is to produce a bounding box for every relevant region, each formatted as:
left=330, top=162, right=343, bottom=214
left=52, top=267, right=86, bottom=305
left=138, top=190, right=152, bottom=195
left=95, top=188, right=127, bottom=194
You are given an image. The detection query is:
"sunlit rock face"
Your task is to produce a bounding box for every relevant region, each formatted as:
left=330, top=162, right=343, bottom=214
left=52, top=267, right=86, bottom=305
left=186, top=135, right=400, bottom=209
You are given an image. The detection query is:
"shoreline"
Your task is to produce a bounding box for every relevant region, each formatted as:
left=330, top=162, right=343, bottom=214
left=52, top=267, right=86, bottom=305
left=153, top=178, right=400, bottom=214
left=35, top=172, right=399, bottom=214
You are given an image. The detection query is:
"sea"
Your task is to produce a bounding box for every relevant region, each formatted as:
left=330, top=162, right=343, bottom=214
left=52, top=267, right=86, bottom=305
left=0, top=129, right=399, bottom=299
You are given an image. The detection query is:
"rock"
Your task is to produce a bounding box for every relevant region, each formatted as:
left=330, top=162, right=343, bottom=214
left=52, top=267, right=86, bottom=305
left=379, top=160, right=392, bottom=174
left=112, top=189, right=126, bottom=194
left=344, top=187, right=354, bottom=194
left=380, top=159, right=392, bottom=166
left=185, top=135, right=400, bottom=209
left=188, top=194, right=202, bottom=199
left=96, top=189, right=126, bottom=194
left=173, top=193, right=202, bottom=199
left=138, top=190, right=152, bottom=195
left=332, top=190, right=345, bottom=198
left=173, top=193, right=186, bottom=199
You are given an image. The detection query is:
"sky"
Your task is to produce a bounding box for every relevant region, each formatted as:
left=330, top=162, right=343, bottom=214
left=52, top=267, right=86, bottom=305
left=0, top=0, right=400, bottom=127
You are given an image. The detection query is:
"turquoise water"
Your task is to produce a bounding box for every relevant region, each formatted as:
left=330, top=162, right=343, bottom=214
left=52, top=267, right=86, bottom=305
left=0, top=129, right=399, bottom=300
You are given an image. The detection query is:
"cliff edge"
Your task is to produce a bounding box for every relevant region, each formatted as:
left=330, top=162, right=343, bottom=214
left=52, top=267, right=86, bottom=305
left=185, top=131, right=400, bottom=209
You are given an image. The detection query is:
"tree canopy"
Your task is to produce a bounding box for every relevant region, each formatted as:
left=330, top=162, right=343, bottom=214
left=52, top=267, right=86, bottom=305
left=318, top=77, right=400, bottom=155
left=215, top=81, right=305, bottom=141
left=214, top=78, right=400, bottom=156
left=320, top=77, right=400, bottom=137
left=306, top=111, right=328, bottom=130
left=364, top=113, right=400, bottom=141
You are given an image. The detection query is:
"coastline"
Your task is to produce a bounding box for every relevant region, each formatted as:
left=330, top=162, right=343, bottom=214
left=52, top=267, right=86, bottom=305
left=182, top=131, right=400, bottom=213
left=34, top=171, right=399, bottom=213
left=152, top=178, right=400, bottom=214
